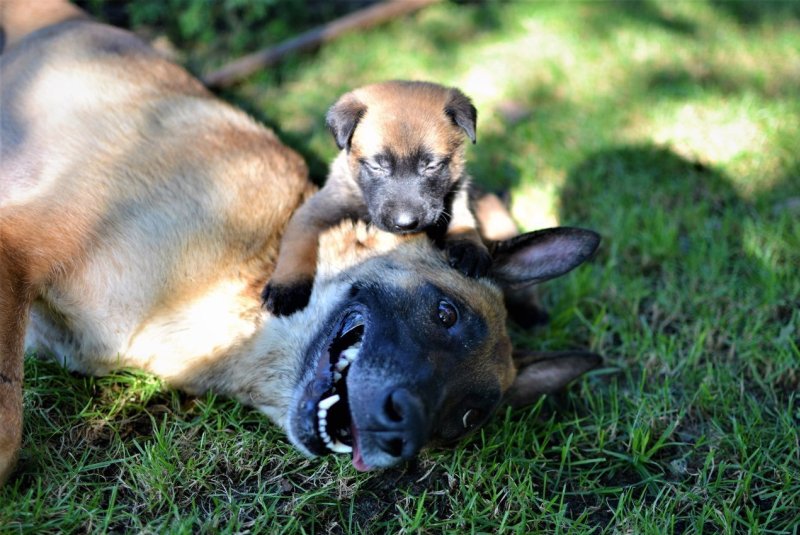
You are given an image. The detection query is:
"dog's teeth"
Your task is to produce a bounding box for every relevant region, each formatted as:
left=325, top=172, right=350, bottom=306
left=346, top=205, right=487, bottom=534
left=329, top=440, right=353, bottom=454
left=318, top=408, right=328, bottom=420
left=333, top=371, right=343, bottom=382
left=335, top=359, right=348, bottom=372
left=318, top=394, right=340, bottom=410
left=319, top=424, right=332, bottom=440
left=341, top=347, right=358, bottom=361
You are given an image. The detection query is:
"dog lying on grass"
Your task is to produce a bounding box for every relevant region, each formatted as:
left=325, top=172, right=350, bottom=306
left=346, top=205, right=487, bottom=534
left=0, top=0, right=601, bottom=483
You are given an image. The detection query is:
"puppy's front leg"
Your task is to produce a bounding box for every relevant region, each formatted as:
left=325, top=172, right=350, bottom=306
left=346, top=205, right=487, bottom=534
left=445, top=185, right=492, bottom=278
left=263, top=184, right=362, bottom=316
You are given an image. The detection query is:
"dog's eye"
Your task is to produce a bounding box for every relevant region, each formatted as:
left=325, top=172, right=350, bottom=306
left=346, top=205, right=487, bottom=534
left=437, top=300, right=458, bottom=327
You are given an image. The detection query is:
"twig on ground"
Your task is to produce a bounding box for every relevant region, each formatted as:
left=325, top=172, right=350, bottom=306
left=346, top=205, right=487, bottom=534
left=202, top=0, right=440, bottom=88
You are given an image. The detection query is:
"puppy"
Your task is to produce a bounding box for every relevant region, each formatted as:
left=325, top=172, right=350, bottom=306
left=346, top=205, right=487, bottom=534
left=263, top=81, right=491, bottom=316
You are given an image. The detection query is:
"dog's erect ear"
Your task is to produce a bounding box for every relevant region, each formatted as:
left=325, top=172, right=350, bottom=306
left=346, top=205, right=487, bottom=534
left=326, top=94, right=367, bottom=151
left=489, top=227, right=600, bottom=289
left=444, top=88, right=477, bottom=144
left=505, top=351, right=601, bottom=408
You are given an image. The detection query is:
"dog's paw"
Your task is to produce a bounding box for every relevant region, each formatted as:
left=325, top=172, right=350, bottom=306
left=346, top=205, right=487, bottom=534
left=262, top=278, right=313, bottom=316
left=446, top=240, right=492, bottom=278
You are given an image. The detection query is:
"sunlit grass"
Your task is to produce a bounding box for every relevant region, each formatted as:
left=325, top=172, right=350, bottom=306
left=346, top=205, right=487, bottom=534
left=3, top=0, right=800, bottom=532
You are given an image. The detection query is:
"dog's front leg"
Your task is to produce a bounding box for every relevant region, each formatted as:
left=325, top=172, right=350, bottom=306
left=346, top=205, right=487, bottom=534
left=445, top=185, right=492, bottom=278
left=0, top=260, right=30, bottom=486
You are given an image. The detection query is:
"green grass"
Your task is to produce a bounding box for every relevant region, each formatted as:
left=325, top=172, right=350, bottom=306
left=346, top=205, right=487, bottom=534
left=3, top=0, right=800, bottom=532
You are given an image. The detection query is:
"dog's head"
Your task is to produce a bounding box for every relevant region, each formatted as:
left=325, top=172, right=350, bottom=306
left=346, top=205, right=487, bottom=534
left=326, top=80, right=476, bottom=234
left=283, top=223, right=600, bottom=470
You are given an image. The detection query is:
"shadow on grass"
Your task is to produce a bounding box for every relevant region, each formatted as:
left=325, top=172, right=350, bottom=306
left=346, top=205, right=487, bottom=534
left=548, top=145, right=798, bottom=524
left=559, top=144, right=798, bottom=393
left=709, top=0, right=800, bottom=26
left=646, top=66, right=800, bottom=99
left=585, top=0, right=698, bottom=37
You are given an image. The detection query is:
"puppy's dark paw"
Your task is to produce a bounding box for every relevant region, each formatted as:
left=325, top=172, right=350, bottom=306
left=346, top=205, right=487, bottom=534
left=262, top=278, right=313, bottom=316
left=446, top=240, right=492, bottom=278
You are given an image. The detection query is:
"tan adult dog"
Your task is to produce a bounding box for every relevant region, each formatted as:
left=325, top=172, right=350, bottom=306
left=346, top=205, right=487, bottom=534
left=0, top=0, right=601, bottom=483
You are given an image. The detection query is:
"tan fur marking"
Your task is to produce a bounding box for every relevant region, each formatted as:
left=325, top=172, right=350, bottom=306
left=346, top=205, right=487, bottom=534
left=349, top=82, right=467, bottom=166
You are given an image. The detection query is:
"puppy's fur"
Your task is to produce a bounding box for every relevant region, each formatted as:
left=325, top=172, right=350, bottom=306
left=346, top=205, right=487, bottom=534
left=263, top=81, right=491, bottom=316
left=0, top=0, right=601, bottom=484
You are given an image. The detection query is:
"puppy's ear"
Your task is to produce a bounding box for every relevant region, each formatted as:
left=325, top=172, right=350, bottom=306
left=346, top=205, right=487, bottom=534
left=326, top=94, right=367, bottom=151
left=445, top=88, right=477, bottom=144
left=505, top=351, right=601, bottom=408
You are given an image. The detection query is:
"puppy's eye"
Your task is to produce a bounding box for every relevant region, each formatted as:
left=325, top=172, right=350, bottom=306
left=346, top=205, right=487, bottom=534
left=437, top=300, right=458, bottom=327
left=361, top=160, right=386, bottom=175
left=424, top=162, right=443, bottom=173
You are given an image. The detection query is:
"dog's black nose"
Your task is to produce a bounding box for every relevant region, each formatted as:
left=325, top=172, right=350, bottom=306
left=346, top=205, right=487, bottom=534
left=393, top=213, right=419, bottom=232
left=374, top=388, right=428, bottom=459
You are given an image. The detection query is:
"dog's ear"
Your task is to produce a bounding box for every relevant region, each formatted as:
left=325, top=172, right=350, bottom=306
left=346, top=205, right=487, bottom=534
left=326, top=94, right=367, bottom=151
left=505, top=351, right=601, bottom=408
left=489, top=227, right=600, bottom=289
left=445, top=88, right=477, bottom=144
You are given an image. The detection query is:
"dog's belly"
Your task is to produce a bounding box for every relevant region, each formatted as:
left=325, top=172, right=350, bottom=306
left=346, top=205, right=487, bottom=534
left=23, top=239, right=265, bottom=382
left=25, top=277, right=264, bottom=386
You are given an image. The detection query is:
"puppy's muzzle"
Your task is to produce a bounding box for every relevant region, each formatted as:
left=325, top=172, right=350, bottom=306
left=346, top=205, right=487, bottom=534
left=392, top=212, right=421, bottom=232
left=376, top=202, right=439, bottom=234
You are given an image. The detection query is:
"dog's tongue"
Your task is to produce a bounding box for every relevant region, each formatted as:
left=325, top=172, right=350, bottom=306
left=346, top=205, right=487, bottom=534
left=350, top=425, right=371, bottom=472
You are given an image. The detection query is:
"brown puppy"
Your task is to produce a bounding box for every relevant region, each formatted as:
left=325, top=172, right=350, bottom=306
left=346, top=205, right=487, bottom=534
left=263, top=81, right=490, bottom=316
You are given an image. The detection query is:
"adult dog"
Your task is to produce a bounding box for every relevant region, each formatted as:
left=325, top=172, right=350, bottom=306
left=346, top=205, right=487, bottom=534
left=0, top=0, right=600, bottom=483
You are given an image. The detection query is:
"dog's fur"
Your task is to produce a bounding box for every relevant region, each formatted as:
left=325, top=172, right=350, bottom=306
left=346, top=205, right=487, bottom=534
left=263, top=81, right=491, bottom=316
left=0, top=0, right=601, bottom=484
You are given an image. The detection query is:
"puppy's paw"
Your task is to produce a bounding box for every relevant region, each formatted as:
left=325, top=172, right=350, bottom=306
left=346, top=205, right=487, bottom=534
left=446, top=239, right=492, bottom=278
left=262, top=278, right=313, bottom=316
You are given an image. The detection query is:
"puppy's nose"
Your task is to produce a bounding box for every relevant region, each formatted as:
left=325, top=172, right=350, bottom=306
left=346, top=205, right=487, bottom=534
left=393, top=213, right=419, bottom=232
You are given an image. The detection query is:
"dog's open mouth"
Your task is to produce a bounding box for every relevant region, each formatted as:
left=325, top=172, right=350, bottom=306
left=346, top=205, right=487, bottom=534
left=314, top=310, right=363, bottom=456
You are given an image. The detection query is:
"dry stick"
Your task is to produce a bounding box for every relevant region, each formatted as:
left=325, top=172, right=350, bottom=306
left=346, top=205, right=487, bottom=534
left=203, top=0, right=441, bottom=88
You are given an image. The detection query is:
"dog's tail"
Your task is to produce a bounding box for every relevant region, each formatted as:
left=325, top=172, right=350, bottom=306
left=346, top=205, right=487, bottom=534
left=0, top=0, right=87, bottom=53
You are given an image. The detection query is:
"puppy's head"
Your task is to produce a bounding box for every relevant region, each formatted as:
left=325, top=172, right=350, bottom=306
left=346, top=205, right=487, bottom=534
left=326, top=81, right=477, bottom=234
